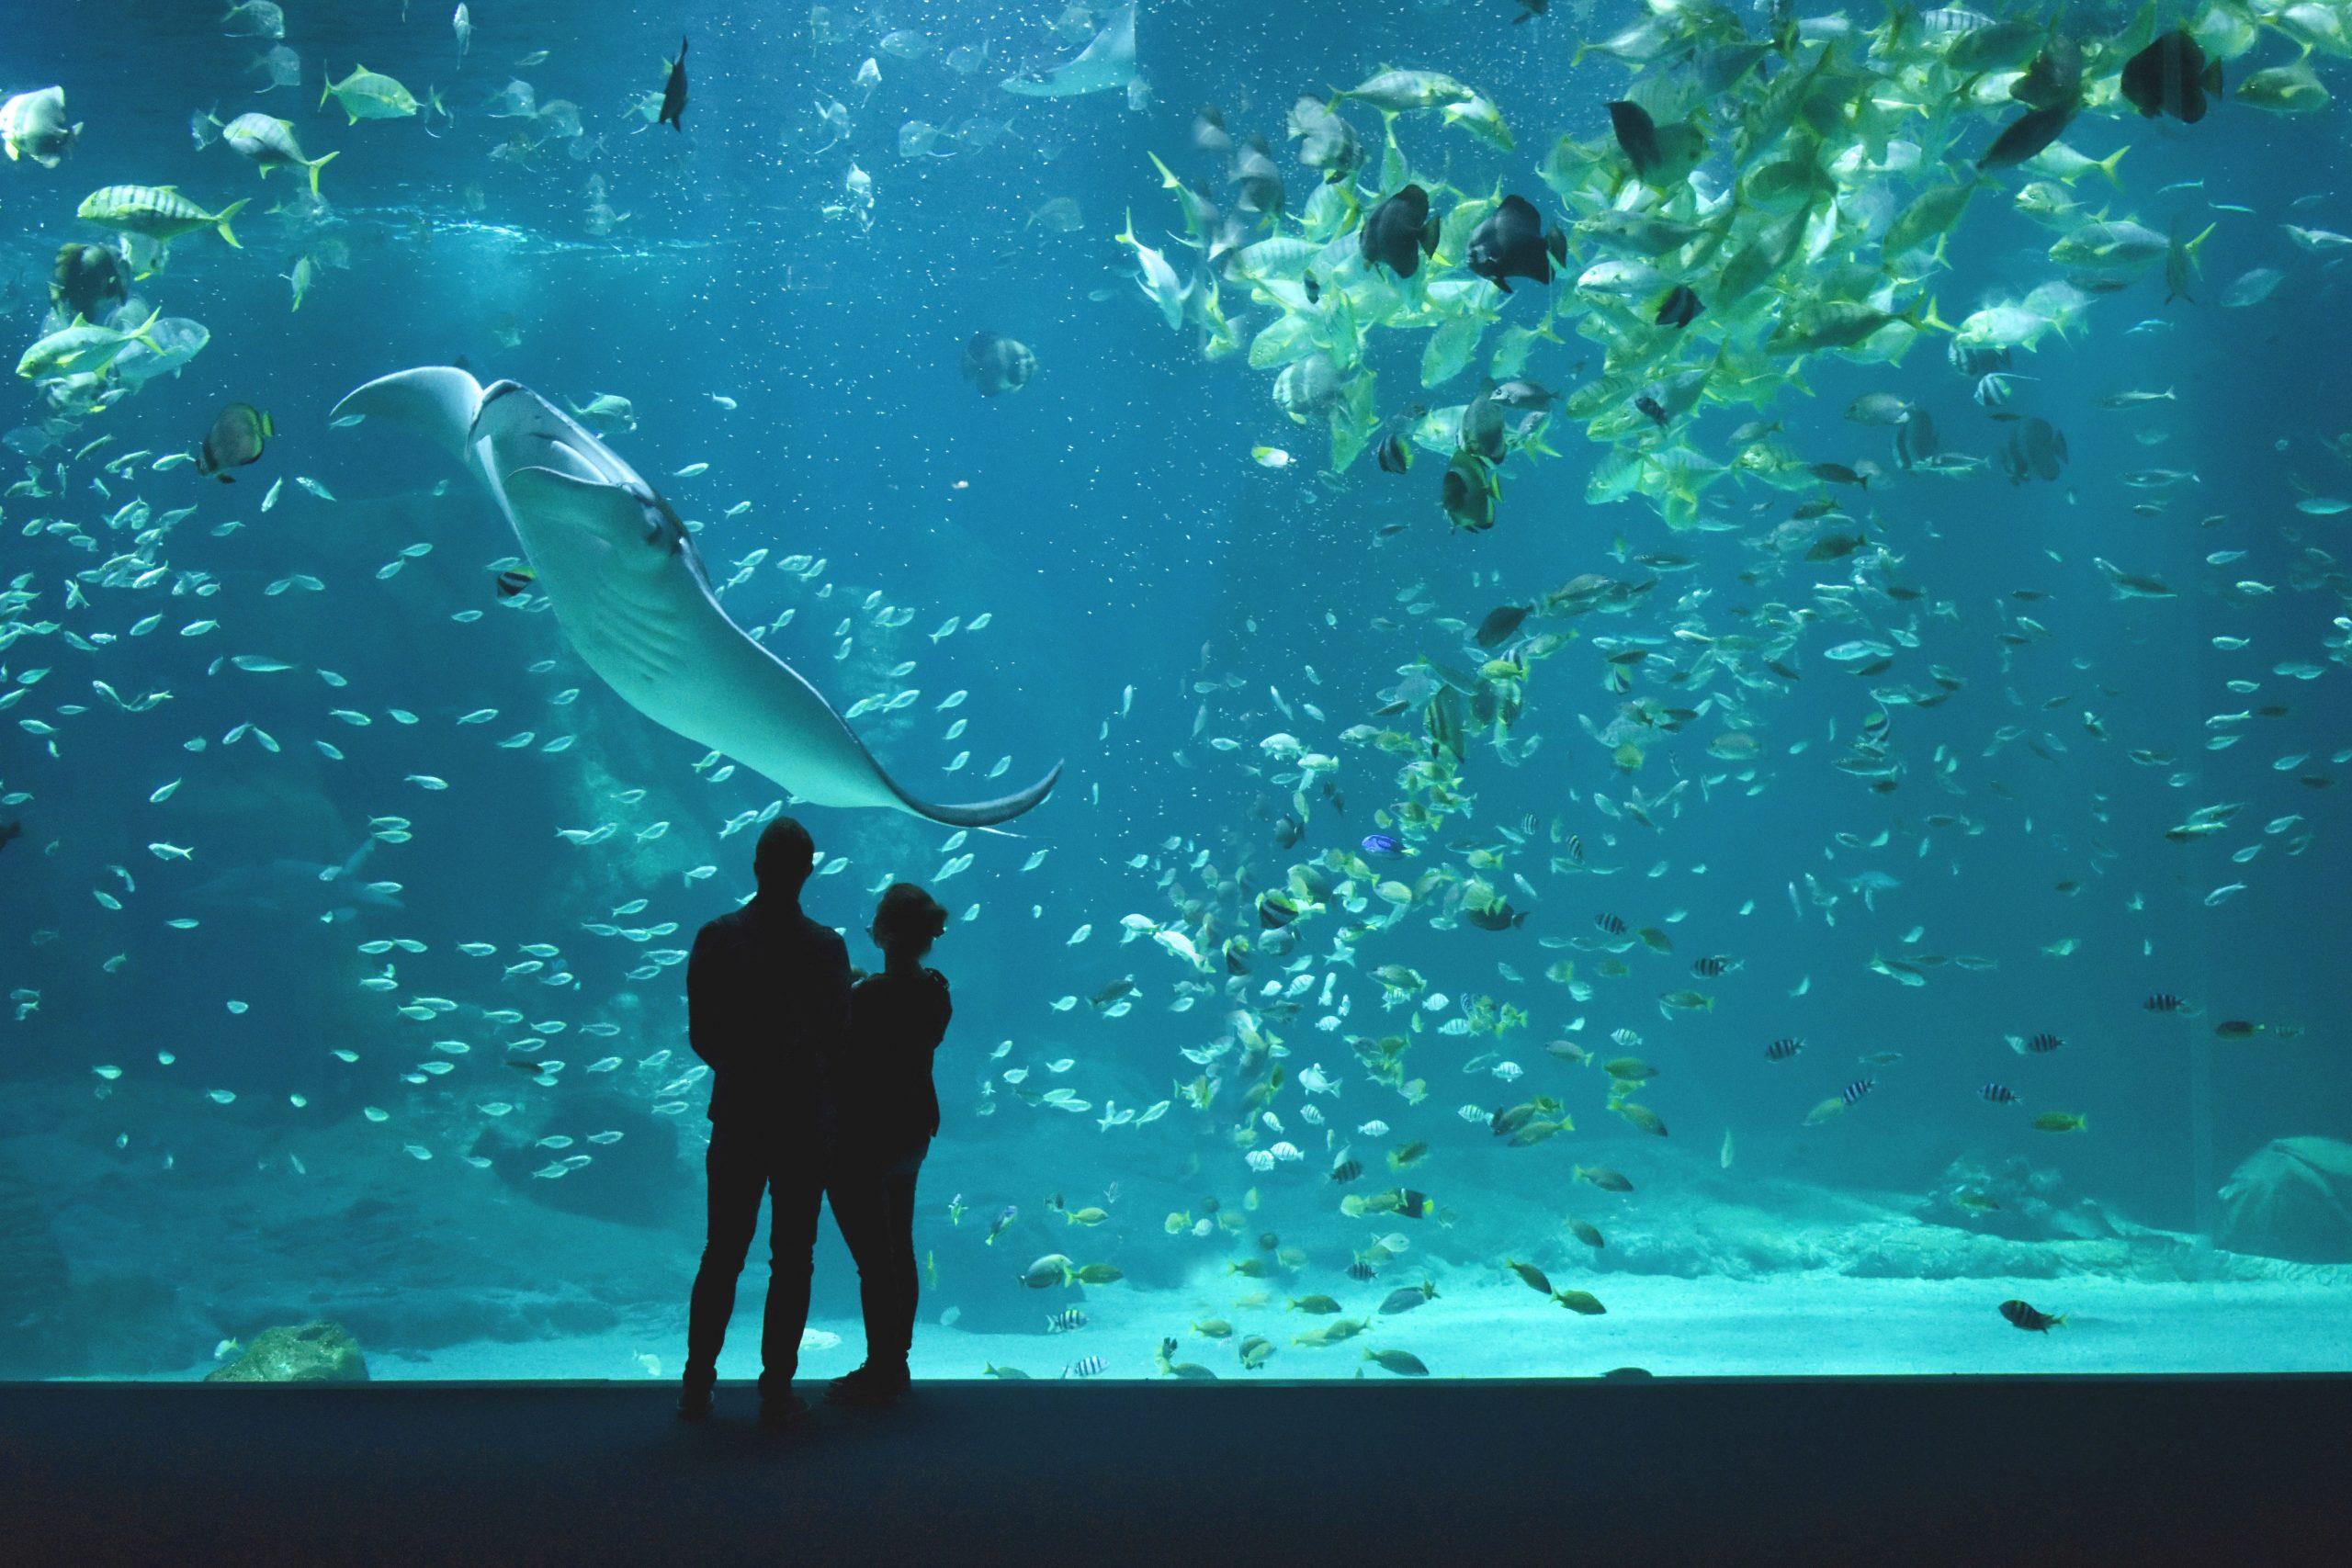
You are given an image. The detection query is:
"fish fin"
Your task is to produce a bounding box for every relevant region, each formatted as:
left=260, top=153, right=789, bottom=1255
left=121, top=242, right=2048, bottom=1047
left=307, top=149, right=338, bottom=197
left=126, top=306, right=166, bottom=357
left=331, top=367, right=486, bottom=459
left=213, top=198, right=248, bottom=247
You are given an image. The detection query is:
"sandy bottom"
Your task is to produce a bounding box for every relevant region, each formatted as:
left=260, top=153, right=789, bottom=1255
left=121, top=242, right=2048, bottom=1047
left=138, top=1269, right=2352, bottom=1383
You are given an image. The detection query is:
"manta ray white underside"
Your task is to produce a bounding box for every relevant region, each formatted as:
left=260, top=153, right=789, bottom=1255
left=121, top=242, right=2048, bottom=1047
left=333, top=367, right=1061, bottom=829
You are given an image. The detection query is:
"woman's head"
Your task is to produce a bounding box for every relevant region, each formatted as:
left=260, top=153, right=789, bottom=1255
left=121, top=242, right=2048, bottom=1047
left=871, top=882, right=948, bottom=959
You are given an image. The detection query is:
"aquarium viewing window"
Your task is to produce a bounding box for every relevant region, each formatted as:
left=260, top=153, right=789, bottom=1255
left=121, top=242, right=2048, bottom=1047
left=2, top=0, right=2348, bottom=1410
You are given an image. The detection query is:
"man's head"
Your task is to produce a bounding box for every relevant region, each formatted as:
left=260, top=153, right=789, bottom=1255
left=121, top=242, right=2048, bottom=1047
left=752, top=816, right=816, bottom=900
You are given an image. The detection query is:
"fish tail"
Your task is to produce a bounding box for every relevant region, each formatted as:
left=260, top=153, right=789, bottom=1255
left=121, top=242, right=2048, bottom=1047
left=320, top=74, right=332, bottom=111
left=1917, top=296, right=1956, bottom=335
left=213, top=198, right=248, bottom=248
left=126, top=305, right=166, bottom=357
left=307, top=149, right=339, bottom=197
left=2092, top=143, right=2129, bottom=188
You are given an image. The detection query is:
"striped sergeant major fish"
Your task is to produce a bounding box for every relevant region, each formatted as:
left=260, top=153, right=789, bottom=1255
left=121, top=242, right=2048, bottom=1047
left=1843, top=1077, right=1875, bottom=1105
left=1061, top=1355, right=1107, bottom=1379
left=2000, top=1299, right=2066, bottom=1333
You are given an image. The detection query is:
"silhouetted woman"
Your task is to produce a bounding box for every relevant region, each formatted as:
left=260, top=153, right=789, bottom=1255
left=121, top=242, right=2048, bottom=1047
left=825, top=883, right=952, bottom=1406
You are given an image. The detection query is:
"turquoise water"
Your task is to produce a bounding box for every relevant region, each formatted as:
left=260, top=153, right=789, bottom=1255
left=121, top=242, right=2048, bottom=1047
left=4, top=1, right=2349, bottom=1382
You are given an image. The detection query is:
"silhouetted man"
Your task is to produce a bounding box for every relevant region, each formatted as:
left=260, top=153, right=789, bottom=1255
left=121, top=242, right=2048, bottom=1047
left=677, top=817, right=851, bottom=1427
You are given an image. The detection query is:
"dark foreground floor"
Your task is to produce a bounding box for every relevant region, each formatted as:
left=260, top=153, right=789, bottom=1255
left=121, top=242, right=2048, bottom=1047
left=3, top=1376, right=2346, bottom=1566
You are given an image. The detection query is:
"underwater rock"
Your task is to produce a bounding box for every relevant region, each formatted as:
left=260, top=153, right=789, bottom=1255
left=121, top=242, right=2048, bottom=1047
left=2220, top=1137, right=2352, bottom=1263
left=204, top=1320, right=368, bottom=1382
left=1916, top=1154, right=2120, bottom=1243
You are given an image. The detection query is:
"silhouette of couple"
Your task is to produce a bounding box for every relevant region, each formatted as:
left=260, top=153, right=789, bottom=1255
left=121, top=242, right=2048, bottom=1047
left=677, top=817, right=953, bottom=1427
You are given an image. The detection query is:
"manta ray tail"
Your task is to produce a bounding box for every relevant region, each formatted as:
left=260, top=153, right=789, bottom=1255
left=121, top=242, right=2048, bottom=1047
left=888, top=761, right=1066, bottom=831
left=331, top=367, right=485, bottom=458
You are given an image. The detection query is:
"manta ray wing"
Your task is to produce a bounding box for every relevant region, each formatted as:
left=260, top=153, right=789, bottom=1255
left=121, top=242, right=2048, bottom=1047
left=1002, top=0, right=1136, bottom=97
left=331, top=366, right=484, bottom=457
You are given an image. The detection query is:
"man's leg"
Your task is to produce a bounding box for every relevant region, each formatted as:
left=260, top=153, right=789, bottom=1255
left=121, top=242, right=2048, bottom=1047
left=758, top=1152, right=826, bottom=1405
left=683, top=1126, right=764, bottom=1400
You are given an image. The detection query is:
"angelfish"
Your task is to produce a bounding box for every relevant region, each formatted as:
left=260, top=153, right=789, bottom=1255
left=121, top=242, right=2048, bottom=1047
left=332, top=367, right=1062, bottom=828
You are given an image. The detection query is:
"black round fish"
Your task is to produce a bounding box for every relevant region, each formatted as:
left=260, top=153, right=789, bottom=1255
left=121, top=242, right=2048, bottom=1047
left=1977, top=101, right=2075, bottom=168
left=1466, top=195, right=1565, bottom=295
left=1654, top=284, right=1703, bottom=328
left=1606, top=100, right=1663, bottom=177
left=2121, top=29, right=2221, bottom=124
left=195, top=402, right=274, bottom=481
left=1360, top=184, right=1438, bottom=278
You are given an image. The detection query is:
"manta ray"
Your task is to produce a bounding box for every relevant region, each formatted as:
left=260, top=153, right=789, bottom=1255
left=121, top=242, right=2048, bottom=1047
left=1003, top=1, right=1136, bottom=97
left=332, top=367, right=1061, bottom=829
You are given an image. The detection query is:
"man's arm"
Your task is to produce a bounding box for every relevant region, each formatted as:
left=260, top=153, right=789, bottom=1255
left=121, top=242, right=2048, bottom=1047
left=814, top=930, right=854, bottom=1049
left=685, top=925, right=726, bottom=1069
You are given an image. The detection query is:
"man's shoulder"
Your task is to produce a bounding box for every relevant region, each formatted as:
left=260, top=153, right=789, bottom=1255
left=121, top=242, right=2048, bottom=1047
left=696, top=908, right=752, bottom=942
